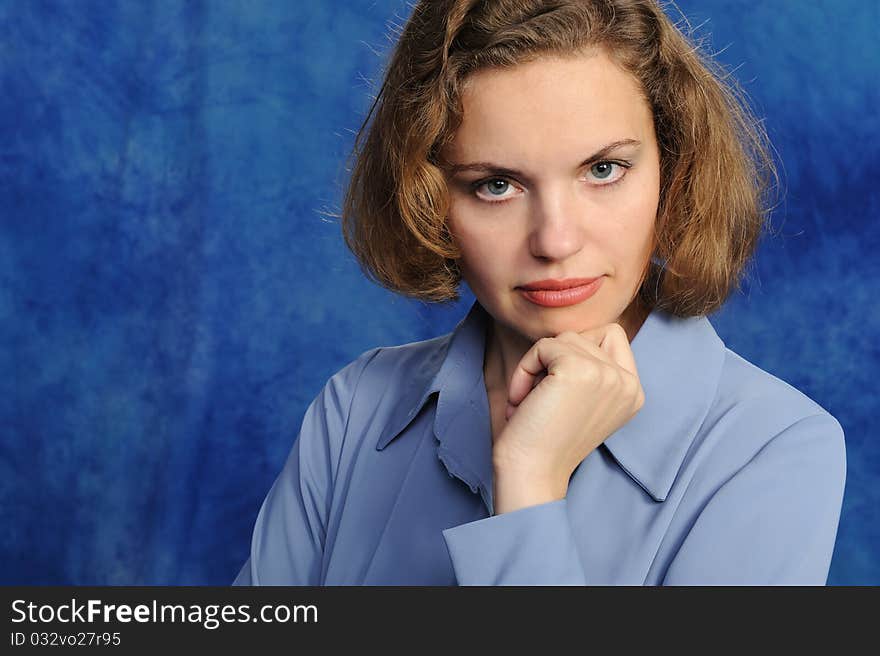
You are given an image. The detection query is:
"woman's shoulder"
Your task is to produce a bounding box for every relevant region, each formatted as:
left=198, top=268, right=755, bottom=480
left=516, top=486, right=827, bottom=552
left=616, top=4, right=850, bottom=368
left=636, top=307, right=844, bottom=460
left=702, top=340, right=845, bottom=473
left=330, top=332, right=453, bottom=390
left=317, top=331, right=455, bottom=430
left=715, top=344, right=841, bottom=428
left=303, top=332, right=457, bottom=463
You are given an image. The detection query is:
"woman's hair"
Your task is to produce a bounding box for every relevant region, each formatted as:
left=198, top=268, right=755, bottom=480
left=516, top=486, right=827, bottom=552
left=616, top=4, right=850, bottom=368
left=339, top=0, right=778, bottom=316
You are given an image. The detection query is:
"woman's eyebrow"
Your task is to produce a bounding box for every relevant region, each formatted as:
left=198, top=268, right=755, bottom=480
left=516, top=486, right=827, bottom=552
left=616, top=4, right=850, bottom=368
left=443, top=138, right=642, bottom=177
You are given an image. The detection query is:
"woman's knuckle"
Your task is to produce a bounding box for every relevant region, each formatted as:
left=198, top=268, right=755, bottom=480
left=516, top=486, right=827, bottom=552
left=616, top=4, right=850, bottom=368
left=557, top=330, right=582, bottom=346
left=633, top=381, right=646, bottom=406
left=622, top=372, right=637, bottom=391
left=610, top=322, right=627, bottom=338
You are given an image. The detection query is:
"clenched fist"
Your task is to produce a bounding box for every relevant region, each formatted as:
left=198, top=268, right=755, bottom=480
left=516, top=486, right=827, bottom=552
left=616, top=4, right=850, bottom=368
left=492, top=322, right=645, bottom=514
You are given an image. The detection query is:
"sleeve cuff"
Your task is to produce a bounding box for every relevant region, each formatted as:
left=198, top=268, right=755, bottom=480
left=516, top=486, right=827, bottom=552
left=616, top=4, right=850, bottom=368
left=441, top=498, right=588, bottom=585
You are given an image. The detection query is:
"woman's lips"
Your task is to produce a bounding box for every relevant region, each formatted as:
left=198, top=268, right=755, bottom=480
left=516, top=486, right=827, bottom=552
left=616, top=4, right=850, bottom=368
left=517, top=277, right=605, bottom=307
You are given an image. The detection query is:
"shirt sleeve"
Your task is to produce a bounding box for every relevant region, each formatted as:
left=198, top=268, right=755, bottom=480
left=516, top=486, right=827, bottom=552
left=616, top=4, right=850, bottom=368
left=441, top=498, right=588, bottom=585
left=231, top=348, right=379, bottom=586
left=662, top=412, right=847, bottom=585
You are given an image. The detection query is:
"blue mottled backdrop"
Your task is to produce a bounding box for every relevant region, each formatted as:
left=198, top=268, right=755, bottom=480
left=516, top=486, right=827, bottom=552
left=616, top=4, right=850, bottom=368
left=1, top=0, right=876, bottom=584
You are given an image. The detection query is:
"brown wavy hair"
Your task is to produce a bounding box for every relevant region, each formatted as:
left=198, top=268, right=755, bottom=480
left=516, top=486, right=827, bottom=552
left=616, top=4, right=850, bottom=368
left=338, top=0, right=778, bottom=316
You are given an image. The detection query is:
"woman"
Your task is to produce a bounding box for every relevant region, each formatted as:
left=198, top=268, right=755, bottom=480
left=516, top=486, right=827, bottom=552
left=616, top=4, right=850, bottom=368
left=233, top=0, right=846, bottom=585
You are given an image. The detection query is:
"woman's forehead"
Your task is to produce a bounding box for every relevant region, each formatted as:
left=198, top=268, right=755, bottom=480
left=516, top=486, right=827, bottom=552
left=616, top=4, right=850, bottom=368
left=446, top=53, right=652, bottom=164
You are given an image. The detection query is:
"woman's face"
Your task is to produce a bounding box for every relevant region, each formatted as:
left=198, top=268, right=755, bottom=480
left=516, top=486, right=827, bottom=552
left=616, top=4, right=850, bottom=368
left=441, top=49, right=661, bottom=342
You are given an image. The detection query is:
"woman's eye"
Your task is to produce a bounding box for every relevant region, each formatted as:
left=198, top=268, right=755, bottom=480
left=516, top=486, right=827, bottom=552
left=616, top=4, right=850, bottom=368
left=589, top=161, right=627, bottom=184
left=474, top=178, right=518, bottom=202
left=471, top=161, right=629, bottom=203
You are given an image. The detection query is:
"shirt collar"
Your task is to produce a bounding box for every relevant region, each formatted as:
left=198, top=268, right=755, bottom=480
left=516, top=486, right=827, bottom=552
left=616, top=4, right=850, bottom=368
left=375, top=297, right=725, bottom=505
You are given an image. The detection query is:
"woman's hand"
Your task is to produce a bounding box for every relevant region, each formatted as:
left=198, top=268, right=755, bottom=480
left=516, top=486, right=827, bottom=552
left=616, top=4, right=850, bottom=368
left=492, top=323, right=645, bottom=514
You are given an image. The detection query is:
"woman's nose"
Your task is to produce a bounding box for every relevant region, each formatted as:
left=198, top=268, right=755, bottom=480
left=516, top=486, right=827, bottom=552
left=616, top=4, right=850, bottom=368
left=528, top=188, right=586, bottom=261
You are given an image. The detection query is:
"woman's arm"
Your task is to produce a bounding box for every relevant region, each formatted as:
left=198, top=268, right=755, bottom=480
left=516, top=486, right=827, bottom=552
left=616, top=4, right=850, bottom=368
left=442, top=412, right=846, bottom=586
left=232, top=348, right=380, bottom=586
left=442, top=497, right=588, bottom=585
left=662, top=412, right=846, bottom=585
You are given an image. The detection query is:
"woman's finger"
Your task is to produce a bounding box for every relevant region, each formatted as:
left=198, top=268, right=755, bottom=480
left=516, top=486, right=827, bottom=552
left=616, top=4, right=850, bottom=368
left=596, top=323, right=639, bottom=378
left=576, top=324, right=638, bottom=377
left=554, top=329, right=614, bottom=367
left=507, top=336, right=576, bottom=407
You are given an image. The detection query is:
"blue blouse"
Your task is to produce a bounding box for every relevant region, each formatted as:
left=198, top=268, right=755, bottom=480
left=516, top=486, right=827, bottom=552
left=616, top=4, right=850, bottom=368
left=232, top=299, right=846, bottom=585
